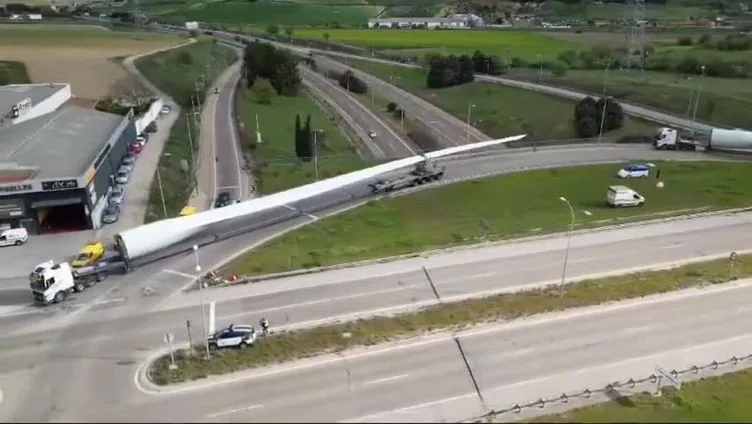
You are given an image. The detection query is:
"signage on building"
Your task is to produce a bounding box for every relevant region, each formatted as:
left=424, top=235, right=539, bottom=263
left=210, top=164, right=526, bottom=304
left=0, top=183, right=33, bottom=194
left=10, top=98, right=32, bottom=119
left=41, top=179, right=78, bottom=191
left=0, top=198, right=25, bottom=219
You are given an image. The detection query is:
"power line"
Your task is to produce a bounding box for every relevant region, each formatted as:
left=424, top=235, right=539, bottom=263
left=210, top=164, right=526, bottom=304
left=623, top=0, right=646, bottom=70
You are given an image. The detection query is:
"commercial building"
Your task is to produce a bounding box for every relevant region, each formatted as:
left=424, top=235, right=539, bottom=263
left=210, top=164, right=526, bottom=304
left=367, top=14, right=484, bottom=29
left=0, top=83, right=137, bottom=234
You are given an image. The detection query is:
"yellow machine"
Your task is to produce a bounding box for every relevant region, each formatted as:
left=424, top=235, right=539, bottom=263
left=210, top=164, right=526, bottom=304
left=179, top=206, right=198, bottom=217
left=71, top=241, right=105, bottom=268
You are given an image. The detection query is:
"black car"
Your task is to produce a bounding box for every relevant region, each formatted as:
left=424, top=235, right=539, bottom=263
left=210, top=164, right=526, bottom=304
left=214, top=191, right=232, bottom=208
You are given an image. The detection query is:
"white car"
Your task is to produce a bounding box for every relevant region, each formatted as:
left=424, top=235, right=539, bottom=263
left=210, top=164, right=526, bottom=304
left=206, top=324, right=257, bottom=350
left=616, top=163, right=653, bottom=179
left=134, top=136, right=147, bottom=148
left=115, top=170, right=130, bottom=185
left=368, top=130, right=377, bottom=138
left=160, top=105, right=171, bottom=115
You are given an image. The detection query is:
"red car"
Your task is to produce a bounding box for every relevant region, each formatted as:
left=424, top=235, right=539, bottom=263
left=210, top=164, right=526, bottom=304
left=129, top=143, right=143, bottom=155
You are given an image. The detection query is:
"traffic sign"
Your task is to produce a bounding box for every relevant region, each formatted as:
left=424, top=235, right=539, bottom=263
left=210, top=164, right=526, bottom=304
left=164, top=332, right=175, bottom=345
left=656, top=366, right=681, bottom=389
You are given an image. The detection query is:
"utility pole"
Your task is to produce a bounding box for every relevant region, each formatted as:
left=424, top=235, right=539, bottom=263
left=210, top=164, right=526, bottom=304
left=156, top=166, right=167, bottom=218
left=313, top=130, right=319, bottom=181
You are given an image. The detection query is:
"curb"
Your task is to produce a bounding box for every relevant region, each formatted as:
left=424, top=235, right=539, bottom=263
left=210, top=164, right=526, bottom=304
left=212, top=206, right=752, bottom=287
left=136, top=277, right=752, bottom=395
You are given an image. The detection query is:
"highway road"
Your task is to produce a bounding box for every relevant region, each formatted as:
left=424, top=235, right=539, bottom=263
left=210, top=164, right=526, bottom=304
left=40, top=279, right=752, bottom=422
left=300, top=66, right=416, bottom=158
left=212, top=63, right=245, bottom=204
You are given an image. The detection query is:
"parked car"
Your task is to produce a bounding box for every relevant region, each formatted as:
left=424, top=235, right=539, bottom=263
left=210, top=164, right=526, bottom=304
left=129, top=143, right=143, bottom=155
left=109, top=186, right=126, bottom=205
left=101, top=204, right=121, bottom=224
left=115, top=169, right=130, bottom=185
left=368, top=130, right=377, bottom=138
left=214, top=191, right=232, bottom=208
left=145, top=121, right=158, bottom=133
left=0, top=228, right=28, bottom=247
left=134, top=135, right=147, bottom=148
left=160, top=105, right=171, bottom=115
left=206, top=324, right=257, bottom=350
left=617, top=164, right=653, bottom=179
left=122, top=153, right=136, bottom=166
left=118, top=162, right=134, bottom=174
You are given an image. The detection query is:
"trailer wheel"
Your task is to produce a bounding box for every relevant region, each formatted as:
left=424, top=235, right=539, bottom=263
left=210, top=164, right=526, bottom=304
left=74, top=282, right=86, bottom=293
left=54, top=291, right=66, bottom=304
left=95, top=272, right=107, bottom=282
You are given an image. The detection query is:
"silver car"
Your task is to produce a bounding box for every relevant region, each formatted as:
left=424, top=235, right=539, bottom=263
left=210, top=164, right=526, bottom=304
left=118, top=162, right=134, bottom=174
left=115, top=170, right=130, bottom=185
left=109, top=186, right=125, bottom=205
left=122, top=154, right=136, bottom=166
left=101, top=204, right=121, bottom=224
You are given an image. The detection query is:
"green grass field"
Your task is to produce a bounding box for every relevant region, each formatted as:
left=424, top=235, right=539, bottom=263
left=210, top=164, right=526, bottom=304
left=505, top=68, right=752, bottom=130
left=162, top=0, right=382, bottom=26
left=540, top=0, right=712, bottom=20
left=340, top=58, right=654, bottom=140
left=0, top=23, right=178, bottom=45
left=238, top=85, right=367, bottom=194
left=0, top=60, right=30, bottom=84
left=153, top=253, right=752, bottom=385
left=223, top=161, right=750, bottom=277
left=296, top=29, right=581, bottom=60
left=536, top=369, right=752, bottom=422
left=136, top=40, right=237, bottom=222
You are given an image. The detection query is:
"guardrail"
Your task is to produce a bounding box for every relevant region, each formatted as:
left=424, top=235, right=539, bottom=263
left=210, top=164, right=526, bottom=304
left=464, top=353, right=752, bottom=423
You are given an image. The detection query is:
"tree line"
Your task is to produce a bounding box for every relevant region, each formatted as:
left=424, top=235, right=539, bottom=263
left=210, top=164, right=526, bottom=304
left=573, top=96, right=625, bottom=139
left=243, top=40, right=301, bottom=96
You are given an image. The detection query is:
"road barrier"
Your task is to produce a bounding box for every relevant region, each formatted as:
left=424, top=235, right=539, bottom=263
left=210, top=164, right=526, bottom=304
left=464, top=353, right=752, bottom=423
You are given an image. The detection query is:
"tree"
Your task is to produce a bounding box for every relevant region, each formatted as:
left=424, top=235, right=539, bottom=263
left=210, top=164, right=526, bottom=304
left=110, top=77, right=154, bottom=110
left=266, top=24, right=279, bottom=38
left=0, top=69, right=10, bottom=86
left=323, top=32, right=330, bottom=42
left=285, top=26, right=294, bottom=41
left=595, top=97, right=625, bottom=132
left=574, top=96, right=599, bottom=138
left=457, top=54, right=475, bottom=84
left=251, top=78, right=275, bottom=105
left=294, top=114, right=303, bottom=158
left=549, top=60, right=569, bottom=77
left=243, top=41, right=301, bottom=96
left=338, top=70, right=367, bottom=94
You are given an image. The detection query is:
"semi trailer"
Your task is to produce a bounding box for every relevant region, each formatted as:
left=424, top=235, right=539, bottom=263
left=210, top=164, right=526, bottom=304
left=654, top=127, right=752, bottom=153
left=368, top=158, right=446, bottom=194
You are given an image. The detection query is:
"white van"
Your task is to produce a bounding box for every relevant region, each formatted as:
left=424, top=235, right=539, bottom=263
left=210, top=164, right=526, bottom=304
left=0, top=228, right=28, bottom=247
left=606, top=185, right=645, bottom=208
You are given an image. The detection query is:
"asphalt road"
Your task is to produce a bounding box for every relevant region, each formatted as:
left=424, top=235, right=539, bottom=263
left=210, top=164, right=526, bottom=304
left=300, top=66, right=416, bottom=159
left=213, top=64, right=245, bottom=203
left=49, top=279, right=752, bottom=422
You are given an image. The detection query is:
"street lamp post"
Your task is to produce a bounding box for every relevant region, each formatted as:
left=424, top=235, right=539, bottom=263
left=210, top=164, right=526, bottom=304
left=192, top=245, right=211, bottom=360
left=558, top=197, right=592, bottom=298
left=313, top=130, right=319, bottom=181
left=690, top=65, right=706, bottom=138
left=465, top=103, right=476, bottom=144
left=537, top=54, right=543, bottom=83
left=597, top=61, right=611, bottom=144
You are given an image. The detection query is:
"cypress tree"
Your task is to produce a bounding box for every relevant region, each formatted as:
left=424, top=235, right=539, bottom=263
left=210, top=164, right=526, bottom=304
left=294, top=114, right=302, bottom=159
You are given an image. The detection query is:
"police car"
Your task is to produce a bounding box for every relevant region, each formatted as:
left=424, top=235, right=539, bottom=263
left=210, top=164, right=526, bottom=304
left=206, top=324, right=257, bottom=350
left=616, top=163, right=654, bottom=179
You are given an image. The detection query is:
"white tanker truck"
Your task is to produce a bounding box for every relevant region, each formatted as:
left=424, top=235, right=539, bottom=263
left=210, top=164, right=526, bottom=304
left=654, top=127, right=752, bottom=153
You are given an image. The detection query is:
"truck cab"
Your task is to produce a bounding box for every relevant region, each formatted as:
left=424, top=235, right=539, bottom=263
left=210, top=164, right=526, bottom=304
left=29, top=260, right=75, bottom=305
left=72, top=242, right=105, bottom=268
left=654, top=127, right=697, bottom=151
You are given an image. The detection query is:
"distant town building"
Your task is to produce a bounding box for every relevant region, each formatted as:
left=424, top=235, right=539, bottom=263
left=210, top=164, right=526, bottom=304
left=367, top=13, right=484, bottom=29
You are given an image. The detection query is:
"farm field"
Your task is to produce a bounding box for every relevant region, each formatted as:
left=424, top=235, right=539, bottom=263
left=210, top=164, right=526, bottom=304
left=162, top=0, right=383, bottom=26
left=0, top=61, right=30, bottom=84
left=135, top=40, right=237, bottom=222
left=540, top=0, right=712, bottom=21
left=340, top=57, right=654, bottom=141
left=294, top=29, right=582, bottom=60
left=505, top=68, right=752, bottom=130
left=535, top=369, right=752, bottom=423
left=238, top=85, right=368, bottom=194
left=539, top=28, right=721, bottom=48
left=0, top=24, right=182, bottom=100
left=223, top=160, right=752, bottom=276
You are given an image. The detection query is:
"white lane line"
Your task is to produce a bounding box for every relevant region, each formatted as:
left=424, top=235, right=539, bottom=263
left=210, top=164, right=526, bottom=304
left=621, top=324, right=654, bottom=334
left=216, top=185, right=239, bottom=190
left=283, top=204, right=319, bottom=220
left=466, top=272, right=496, bottom=280
left=162, top=269, right=196, bottom=279
left=207, top=403, right=264, bottom=419
left=659, top=244, right=685, bottom=250
left=220, top=284, right=421, bottom=321
left=363, top=374, right=409, bottom=386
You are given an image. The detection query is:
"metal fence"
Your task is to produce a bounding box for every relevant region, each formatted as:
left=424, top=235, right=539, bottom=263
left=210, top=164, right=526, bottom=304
left=464, top=353, right=752, bottom=423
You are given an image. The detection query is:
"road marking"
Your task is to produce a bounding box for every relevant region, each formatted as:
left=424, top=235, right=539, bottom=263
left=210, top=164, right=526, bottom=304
left=363, top=374, right=409, bottom=386
left=466, top=272, right=495, bottom=280
left=162, top=269, right=196, bottom=279
left=220, top=284, right=421, bottom=321
left=621, top=324, right=654, bottom=334
left=207, top=403, right=264, bottom=419
left=659, top=244, right=685, bottom=250
left=283, top=204, right=318, bottom=220
left=225, top=69, right=245, bottom=201
left=216, top=185, right=239, bottom=190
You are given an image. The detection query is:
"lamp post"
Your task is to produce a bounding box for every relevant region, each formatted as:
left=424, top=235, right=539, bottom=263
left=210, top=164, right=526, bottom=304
left=536, top=54, right=543, bottom=83
left=690, top=65, right=706, bottom=138
left=597, top=61, right=611, bottom=144
left=465, top=103, right=476, bottom=144
left=192, top=244, right=211, bottom=359
left=558, top=197, right=592, bottom=298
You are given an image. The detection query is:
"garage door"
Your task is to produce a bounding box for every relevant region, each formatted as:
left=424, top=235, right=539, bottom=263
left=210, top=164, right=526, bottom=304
left=31, top=198, right=82, bottom=208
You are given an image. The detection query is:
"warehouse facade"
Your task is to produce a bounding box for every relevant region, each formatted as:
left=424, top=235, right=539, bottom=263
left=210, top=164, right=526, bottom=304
left=0, top=83, right=138, bottom=234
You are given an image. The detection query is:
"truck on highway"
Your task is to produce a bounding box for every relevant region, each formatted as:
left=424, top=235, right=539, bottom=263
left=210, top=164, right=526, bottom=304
left=30, top=256, right=127, bottom=305
left=653, top=127, right=703, bottom=151
left=368, top=157, right=445, bottom=194
left=654, top=126, right=752, bottom=153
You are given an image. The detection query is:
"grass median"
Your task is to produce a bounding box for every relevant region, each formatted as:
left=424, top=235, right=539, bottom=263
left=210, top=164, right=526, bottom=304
left=532, top=369, right=752, bottom=422
left=150, top=252, right=752, bottom=386
left=223, top=161, right=750, bottom=278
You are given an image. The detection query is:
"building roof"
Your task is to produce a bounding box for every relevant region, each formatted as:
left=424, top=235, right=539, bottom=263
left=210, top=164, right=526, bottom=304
left=0, top=84, right=68, bottom=119
left=0, top=104, right=124, bottom=180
